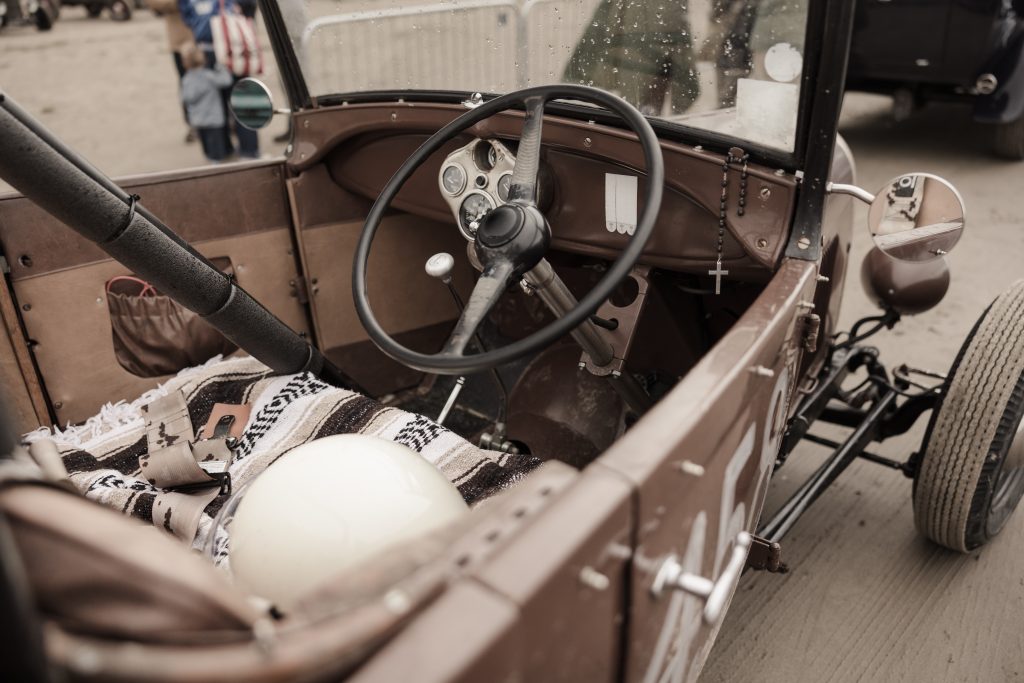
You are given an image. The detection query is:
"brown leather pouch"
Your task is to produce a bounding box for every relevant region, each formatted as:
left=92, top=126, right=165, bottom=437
left=106, top=260, right=237, bottom=378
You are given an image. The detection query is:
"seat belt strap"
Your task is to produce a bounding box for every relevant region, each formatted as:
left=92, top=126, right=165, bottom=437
left=142, top=392, right=242, bottom=499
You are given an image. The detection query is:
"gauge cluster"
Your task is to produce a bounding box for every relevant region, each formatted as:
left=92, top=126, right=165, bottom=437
left=438, top=139, right=516, bottom=240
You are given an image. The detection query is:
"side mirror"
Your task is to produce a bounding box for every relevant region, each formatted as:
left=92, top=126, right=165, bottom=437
left=829, top=173, right=965, bottom=262
left=867, top=174, right=965, bottom=262
left=229, top=78, right=281, bottom=131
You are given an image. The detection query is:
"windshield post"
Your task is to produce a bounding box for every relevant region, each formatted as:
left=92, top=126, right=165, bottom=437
left=258, top=0, right=312, bottom=110
left=784, top=0, right=856, bottom=262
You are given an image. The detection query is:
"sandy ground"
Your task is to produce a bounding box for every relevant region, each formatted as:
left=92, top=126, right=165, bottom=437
left=2, top=10, right=1024, bottom=681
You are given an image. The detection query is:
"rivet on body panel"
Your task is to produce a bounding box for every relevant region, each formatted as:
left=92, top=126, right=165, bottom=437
left=756, top=238, right=768, bottom=249
left=69, top=646, right=101, bottom=675
left=583, top=137, right=592, bottom=148
left=797, top=236, right=811, bottom=250
left=579, top=566, right=610, bottom=591
left=677, top=460, right=705, bottom=477
left=384, top=589, right=412, bottom=615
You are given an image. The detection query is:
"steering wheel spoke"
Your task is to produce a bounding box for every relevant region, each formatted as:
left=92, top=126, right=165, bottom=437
left=441, top=259, right=515, bottom=357
left=507, top=95, right=546, bottom=205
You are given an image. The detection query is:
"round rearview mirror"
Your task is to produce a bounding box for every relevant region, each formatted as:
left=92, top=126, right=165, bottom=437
left=230, top=78, right=275, bottom=131
left=868, top=173, right=965, bottom=262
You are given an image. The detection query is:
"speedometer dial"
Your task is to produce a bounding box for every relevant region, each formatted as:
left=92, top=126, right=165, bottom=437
left=441, top=164, right=467, bottom=195
left=458, top=192, right=494, bottom=238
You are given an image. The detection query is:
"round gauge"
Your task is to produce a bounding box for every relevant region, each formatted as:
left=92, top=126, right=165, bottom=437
left=474, top=141, right=496, bottom=171
left=496, top=173, right=512, bottom=202
left=441, top=164, right=467, bottom=196
left=458, top=192, right=495, bottom=238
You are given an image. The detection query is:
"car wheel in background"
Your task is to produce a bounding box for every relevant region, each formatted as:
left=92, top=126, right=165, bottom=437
left=914, top=280, right=1024, bottom=551
left=991, top=115, right=1024, bottom=160
left=32, top=0, right=55, bottom=29
left=109, top=0, right=130, bottom=20
left=86, top=2, right=103, bottom=16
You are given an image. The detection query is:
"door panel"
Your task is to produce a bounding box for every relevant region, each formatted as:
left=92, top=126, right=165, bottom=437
left=288, top=164, right=474, bottom=397
left=596, top=259, right=817, bottom=681
left=0, top=161, right=311, bottom=427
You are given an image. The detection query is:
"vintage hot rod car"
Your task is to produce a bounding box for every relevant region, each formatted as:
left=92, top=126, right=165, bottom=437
left=0, top=0, right=1022, bottom=680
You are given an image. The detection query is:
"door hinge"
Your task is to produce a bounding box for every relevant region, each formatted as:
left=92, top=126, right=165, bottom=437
left=800, top=312, right=821, bottom=353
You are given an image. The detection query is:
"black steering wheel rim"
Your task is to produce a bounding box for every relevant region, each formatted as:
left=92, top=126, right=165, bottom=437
left=352, top=84, right=664, bottom=375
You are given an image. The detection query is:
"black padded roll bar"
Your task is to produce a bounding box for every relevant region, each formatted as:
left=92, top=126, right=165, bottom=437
left=0, top=90, right=358, bottom=390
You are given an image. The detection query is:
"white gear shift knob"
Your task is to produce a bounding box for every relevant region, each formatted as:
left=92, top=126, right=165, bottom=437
left=425, top=252, right=455, bottom=283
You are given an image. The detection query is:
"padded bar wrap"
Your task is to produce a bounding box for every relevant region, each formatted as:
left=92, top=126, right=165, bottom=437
left=204, top=285, right=311, bottom=375
left=104, top=216, right=230, bottom=315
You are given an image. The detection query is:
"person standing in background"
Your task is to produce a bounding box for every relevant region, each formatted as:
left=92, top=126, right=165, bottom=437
left=180, top=44, right=234, bottom=162
left=149, top=0, right=197, bottom=143
left=177, top=0, right=260, bottom=159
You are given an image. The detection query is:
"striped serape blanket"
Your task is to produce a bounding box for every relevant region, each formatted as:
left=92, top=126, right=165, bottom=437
left=26, top=356, right=540, bottom=555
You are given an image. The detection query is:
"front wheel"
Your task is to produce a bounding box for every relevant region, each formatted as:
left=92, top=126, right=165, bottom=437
left=914, top=280, right=1024, bottom=551
left=991, top=114, right=1024, bottom=160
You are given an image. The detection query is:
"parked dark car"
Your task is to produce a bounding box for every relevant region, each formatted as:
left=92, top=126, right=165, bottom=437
left=847, top=0, right=1024, bottom=159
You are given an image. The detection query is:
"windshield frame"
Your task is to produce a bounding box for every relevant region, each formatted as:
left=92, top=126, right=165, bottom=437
left=257, top=0, right=855, bottom=254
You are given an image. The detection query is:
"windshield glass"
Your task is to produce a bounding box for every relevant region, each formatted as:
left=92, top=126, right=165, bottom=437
left=279, top=0, right=809, bottom=150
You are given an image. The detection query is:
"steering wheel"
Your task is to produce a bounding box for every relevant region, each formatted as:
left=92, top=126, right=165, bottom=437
left=353, top=84, right=664, bottom=375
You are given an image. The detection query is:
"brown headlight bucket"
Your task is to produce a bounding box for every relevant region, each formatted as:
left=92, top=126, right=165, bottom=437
left=860, top=247, right=950, bottom=315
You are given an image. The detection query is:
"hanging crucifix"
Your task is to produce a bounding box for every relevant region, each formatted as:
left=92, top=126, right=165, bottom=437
left=711, top=146, right=747, bottom=295
left=709, top=258, right=729, bottom=295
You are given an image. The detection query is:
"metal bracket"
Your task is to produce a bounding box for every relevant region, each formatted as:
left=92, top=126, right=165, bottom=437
left=745, top=535, right=788, bottom=573
left=800, top=312, right=821, bottom=353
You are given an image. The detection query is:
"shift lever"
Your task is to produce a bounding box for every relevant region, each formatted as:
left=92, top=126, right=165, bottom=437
left=425, top=253, right=510, bottom=439
left=425, top=252, right=464, bottom=309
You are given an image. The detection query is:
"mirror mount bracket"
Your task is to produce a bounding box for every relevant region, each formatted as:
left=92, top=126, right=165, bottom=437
left=826, top=182, right=876, bottom=204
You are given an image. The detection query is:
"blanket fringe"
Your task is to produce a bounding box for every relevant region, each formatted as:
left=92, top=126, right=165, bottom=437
left=23, top=355, right=226, bottom=449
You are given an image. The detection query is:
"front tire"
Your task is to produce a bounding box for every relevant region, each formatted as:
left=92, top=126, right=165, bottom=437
left=992, top=115, right=1024, bottom=160
left=914, top=280, right=1024, bottom=551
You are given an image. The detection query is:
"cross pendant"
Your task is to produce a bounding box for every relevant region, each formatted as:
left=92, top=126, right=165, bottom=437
left=709, top=259, right=728, bottom=295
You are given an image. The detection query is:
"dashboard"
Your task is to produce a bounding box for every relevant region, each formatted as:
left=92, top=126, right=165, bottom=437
left=303, top=102, right=800, bottom=280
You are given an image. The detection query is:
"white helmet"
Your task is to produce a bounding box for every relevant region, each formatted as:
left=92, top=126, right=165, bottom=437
left=229, top=434, right=468, bottom=610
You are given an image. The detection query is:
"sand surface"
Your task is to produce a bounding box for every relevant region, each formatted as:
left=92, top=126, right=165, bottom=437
left=2, top=10, right=1022, bottom=680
